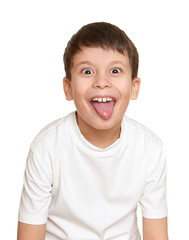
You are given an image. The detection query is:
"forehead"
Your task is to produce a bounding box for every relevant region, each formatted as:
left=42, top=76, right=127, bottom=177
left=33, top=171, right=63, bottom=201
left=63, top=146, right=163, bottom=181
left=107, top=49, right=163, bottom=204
left=72, top=47, right=130, bottom=69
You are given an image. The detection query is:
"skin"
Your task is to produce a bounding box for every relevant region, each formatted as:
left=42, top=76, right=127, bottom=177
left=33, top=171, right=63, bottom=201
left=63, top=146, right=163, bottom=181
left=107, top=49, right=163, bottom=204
left=143, top=217, right=168, bottom=240
left=17, top=47, right=168, bottom=240
left=63, top=47, right=140, bottom=148
left=17, top=222, right=46, bottom=240
left=17, top=218, right=168, bottom=240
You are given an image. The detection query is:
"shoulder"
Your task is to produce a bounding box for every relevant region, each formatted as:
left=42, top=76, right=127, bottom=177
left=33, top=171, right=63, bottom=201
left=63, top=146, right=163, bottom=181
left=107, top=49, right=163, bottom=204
left=30, top=112, right=75, bottom=152
left=123, top=116, right=166, bottom=178
left=123, top=115, right=164, bottom=151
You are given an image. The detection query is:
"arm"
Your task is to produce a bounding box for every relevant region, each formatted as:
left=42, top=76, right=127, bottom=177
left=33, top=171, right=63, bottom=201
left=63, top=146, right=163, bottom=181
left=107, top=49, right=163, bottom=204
left=143, top=217, right=168, bottom=240
left=18, top=147, right=52, bottom=239
left=17, top=222, right=46, bottom=240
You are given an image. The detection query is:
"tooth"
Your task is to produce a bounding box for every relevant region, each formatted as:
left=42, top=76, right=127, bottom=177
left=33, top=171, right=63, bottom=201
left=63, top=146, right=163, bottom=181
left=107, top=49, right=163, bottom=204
left=92, top=97, right=114, bottom=102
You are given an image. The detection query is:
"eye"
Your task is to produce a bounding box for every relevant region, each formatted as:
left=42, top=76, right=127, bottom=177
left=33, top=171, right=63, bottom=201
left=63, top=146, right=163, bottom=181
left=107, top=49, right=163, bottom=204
left=110, top=68, right=121, bottom=74
left=82, top=68, right=93, bottom=74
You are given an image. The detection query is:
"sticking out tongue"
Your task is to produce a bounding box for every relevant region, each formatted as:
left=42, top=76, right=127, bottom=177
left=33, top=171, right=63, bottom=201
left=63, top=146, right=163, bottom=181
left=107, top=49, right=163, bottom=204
left=92, top=101, right=115, bottom=120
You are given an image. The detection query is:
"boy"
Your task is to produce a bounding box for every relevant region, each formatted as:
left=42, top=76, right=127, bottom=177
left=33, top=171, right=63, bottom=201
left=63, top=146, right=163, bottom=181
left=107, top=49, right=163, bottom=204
left=17, top=22, right=168, bottom=240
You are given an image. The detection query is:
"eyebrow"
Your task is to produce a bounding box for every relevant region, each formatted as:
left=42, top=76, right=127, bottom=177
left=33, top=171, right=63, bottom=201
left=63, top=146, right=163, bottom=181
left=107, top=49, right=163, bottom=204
left=75, top=60, right=128, bottom=68
left=109, top=61, right=128, bottom=68
left=74, top=61, right=93, bottom=68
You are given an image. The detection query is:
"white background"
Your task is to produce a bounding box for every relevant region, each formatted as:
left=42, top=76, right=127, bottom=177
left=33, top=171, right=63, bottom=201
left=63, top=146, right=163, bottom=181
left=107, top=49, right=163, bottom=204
left=0, top=0, right=188, bottom=239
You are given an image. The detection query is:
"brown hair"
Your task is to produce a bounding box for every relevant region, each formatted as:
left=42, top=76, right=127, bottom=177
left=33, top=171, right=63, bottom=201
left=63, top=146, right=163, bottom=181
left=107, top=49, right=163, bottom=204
left=63, top=22, right=139, bottom=80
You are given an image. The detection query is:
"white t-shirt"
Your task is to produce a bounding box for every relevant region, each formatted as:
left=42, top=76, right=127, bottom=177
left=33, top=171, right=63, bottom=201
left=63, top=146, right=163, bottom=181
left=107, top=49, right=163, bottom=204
left=18, top=112, right=167, bottom=240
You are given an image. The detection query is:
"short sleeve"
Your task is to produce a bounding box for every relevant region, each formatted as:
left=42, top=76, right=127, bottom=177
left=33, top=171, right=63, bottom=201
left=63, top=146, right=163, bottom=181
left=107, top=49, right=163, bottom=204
left=18, top=146, right=52, bottom=224
left=139, top=140, right=168, bottom=219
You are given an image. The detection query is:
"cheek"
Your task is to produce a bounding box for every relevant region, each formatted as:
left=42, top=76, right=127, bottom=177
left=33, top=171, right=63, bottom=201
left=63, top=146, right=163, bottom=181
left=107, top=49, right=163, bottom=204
left=71, top=80, right=82, bottom=98
left=73, top=87, right=87, bottom=100
left=71, top=83, right=90, bottom=108
left=119, top=82, right=132, bottom=99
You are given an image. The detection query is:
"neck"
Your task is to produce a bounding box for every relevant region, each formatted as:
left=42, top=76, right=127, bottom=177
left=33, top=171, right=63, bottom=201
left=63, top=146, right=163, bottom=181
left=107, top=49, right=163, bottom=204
left=76, top=113, right=121, bottom=149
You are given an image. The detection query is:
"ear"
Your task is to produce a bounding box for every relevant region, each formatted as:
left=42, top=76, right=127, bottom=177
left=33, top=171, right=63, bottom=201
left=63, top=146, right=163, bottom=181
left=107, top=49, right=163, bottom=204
left=130, top=77, right=141, bottom=100
left=63, top=77, right=73, bottom=101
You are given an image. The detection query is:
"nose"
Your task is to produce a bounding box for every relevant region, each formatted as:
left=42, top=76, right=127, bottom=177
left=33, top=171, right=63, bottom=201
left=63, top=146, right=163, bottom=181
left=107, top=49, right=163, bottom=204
left=92, top=73, right=112, bottom=89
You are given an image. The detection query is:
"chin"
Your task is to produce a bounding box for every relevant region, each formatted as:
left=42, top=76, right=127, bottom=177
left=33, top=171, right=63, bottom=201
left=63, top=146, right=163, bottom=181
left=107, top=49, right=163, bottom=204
left=76, top=110, right=123, bottom=131
left=89, top=117, right=122, bottom=131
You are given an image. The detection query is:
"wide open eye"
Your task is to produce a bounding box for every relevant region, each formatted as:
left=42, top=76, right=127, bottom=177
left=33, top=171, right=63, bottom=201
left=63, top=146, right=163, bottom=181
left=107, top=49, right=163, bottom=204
left=110, top=68, right=121, bottom=74
left=82, top=68, right=93, bottom=74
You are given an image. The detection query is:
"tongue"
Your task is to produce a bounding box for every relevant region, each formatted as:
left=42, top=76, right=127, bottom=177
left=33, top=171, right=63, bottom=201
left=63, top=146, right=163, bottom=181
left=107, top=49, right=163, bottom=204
left=92, top=101, right=115, bottom=120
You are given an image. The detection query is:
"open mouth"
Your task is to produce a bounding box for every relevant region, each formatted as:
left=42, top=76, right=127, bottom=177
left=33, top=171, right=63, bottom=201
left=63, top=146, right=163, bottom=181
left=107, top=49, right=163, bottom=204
left=90, top=96, right=116, bottom=120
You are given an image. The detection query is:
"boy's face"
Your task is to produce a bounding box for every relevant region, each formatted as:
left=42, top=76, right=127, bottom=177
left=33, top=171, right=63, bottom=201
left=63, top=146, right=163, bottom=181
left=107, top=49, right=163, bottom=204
left=63, top=47, right=140, bottom=132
